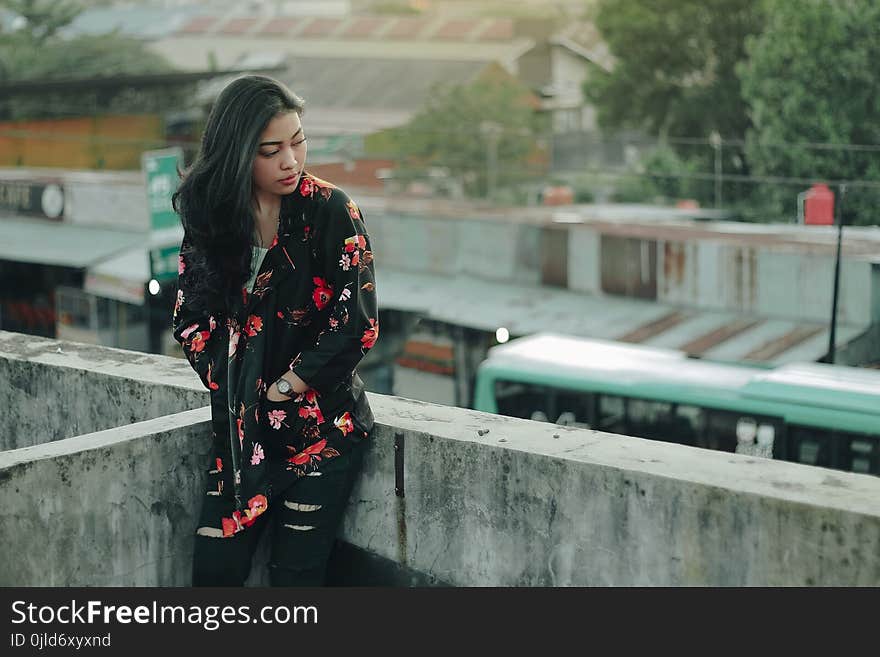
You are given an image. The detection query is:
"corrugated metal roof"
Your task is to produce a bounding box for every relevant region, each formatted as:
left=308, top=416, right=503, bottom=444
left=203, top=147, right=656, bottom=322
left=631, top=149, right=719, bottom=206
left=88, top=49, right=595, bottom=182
left=378, top=268, right=868, bottom=366
left=278, top=56, right=487, bottom=112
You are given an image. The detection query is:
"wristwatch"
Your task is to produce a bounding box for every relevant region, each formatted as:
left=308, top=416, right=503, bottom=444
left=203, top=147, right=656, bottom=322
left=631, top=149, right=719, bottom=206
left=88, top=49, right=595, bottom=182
left=276, top=378, right=294, bottom=396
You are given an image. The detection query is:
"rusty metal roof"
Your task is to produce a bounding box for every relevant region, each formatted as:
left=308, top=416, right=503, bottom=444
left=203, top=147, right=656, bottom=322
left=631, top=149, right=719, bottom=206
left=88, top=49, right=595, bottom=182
left=379, top=268, right=868, bottom=366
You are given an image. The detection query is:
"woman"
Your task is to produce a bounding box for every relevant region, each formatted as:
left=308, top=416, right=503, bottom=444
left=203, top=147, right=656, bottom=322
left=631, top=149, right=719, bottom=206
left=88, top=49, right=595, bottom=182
left=171, top=74, right=378, bottom=586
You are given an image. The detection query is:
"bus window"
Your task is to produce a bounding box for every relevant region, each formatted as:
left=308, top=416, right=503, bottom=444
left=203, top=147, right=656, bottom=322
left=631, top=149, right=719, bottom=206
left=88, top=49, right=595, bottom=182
left=838, top=434, right=878, bottom=475
left=555, top=390, right=594, bottom=428
left=494, top=381, right=594, bottom=428
left=787, top=426, right=832, bottom=468
left=627, top=399, right=674, bottom=442
left=672, top=404, right=704, bottom=447
left=494, top=381, right=553, bottom=422
left=598, top=394, right=626, bottom=434
left=700, top=410, right=747, bottom=453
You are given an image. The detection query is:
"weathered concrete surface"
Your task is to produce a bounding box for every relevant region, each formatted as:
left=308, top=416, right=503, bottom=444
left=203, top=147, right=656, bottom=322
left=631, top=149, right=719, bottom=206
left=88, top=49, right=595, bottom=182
left=0, top=407, right=213, bottom=586
left=0, top=331, right=207, bottom=450
left=2, top=330, right=879, bottom=586
left=352, top=396, right=880, bottom=586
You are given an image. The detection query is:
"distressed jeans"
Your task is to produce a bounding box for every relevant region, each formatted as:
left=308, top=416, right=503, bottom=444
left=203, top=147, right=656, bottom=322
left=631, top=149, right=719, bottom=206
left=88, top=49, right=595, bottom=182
left=191, top=440, right=366, bottom=587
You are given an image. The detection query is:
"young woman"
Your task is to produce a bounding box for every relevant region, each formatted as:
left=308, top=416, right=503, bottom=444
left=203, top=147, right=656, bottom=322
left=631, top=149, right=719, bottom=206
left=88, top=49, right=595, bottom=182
left=171, top=75, right=379, bottom=586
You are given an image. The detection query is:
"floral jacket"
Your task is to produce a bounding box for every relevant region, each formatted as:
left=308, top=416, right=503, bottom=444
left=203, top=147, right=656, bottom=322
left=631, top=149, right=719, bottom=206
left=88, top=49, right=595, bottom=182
left=172, top=172, right=378, bottom=537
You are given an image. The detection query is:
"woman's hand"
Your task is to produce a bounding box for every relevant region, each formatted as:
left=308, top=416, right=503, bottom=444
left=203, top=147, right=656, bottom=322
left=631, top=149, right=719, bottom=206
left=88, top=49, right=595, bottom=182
left=266, top=371, right=309, bottom=401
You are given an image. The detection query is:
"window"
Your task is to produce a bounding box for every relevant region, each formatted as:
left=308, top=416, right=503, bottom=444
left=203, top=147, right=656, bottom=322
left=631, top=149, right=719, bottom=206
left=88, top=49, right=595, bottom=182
left=788, top=426, right=879, bottom=475
left=495, top=381, right=594, bottom=428
left=597, top=394, right=626, bottom=433
left=699, top=410, right=784, bottom=456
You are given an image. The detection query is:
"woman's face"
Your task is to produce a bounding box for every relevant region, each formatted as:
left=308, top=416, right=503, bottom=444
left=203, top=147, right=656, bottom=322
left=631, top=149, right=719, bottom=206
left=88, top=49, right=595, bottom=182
left=252, top=111, right=307, bottom=199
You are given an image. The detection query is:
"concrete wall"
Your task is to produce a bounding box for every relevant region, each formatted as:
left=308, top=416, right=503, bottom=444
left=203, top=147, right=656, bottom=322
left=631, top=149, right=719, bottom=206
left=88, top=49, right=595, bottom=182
left=366, top=209, right=878, bottom=327
left=368, top=212, right=542, bottom=285
left=0, top=332, right=204, bottom=450
left=2, top=330, right=879, bottom=586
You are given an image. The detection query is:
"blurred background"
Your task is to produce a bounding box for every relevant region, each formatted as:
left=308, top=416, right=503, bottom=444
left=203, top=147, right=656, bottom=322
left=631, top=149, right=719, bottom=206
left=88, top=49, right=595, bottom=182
left=2, top=0, right=879, bottom=474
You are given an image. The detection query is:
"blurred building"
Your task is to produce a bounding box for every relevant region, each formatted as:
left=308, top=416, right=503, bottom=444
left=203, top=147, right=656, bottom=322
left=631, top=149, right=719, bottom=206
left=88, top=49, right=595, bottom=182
left=4, top=163, right=877, bottom=406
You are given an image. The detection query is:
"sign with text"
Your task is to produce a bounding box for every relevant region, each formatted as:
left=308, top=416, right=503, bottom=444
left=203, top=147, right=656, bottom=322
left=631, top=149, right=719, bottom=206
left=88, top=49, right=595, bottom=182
left=0, top=180, right=65, bottom=220
left=143, top=148, right=182, bottom=282
left=142, top=148, right=182, bottom=232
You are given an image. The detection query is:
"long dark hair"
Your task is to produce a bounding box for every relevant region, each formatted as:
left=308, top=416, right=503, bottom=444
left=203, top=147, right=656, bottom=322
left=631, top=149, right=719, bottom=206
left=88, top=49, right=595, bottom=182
left=173, top=74, right=305, bottom=315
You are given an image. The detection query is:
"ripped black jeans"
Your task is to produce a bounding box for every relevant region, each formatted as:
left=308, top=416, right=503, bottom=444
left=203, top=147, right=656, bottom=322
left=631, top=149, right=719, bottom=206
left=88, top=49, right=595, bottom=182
left=191, top=440, right=366, bottom=587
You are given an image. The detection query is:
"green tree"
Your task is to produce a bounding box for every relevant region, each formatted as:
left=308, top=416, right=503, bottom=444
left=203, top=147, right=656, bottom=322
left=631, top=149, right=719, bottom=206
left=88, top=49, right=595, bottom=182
left=586, top=0, right=764, bottom=141
left=383, top=69, right=548, bottom=198
left=0, top=1, right=178, bottom=120
left=739, top=0, right=880, bottom=226
left=0, top=0, right=81, bottom=46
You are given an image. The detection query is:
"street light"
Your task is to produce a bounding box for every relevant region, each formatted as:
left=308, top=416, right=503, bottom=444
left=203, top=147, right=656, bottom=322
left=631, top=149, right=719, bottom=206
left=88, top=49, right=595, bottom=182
left=709, top=131, right=722, bottom=209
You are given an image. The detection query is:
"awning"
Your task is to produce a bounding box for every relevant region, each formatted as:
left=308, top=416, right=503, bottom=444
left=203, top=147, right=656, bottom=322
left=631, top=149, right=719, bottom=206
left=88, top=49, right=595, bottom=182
left=84, top=225, right=183, bottom=305
left=0, top=216, right=145, bottom=268
left=378, top=268, right=868, bottom=366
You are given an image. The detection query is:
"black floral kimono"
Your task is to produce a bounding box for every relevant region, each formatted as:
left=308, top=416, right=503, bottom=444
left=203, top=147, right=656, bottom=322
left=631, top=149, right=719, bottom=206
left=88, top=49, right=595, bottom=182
left=172, top=172, right=378, bottom=538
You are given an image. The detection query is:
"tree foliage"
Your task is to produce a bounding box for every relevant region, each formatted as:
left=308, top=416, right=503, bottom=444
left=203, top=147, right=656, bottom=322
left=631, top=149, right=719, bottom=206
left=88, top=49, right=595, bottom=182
left=0, top=0, right=178, bottom=120
left=585, top=0, right=764, bottom=141
left=0, top=0, right=81, bottom=46
left=383, top=68, right=548, bottom=198
left=739, top=0, right=880, bottom=225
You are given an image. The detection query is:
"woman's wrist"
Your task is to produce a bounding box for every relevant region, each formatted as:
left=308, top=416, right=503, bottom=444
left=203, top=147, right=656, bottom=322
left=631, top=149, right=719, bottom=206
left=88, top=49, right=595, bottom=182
left=267, top=370, right=309, bottom=400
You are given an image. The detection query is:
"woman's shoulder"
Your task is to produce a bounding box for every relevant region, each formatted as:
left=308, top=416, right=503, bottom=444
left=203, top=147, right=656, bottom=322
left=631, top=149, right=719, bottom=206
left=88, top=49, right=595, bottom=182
left=299, top=171, right=351, bottom=205
left=297, top=171, right=358, bottom=213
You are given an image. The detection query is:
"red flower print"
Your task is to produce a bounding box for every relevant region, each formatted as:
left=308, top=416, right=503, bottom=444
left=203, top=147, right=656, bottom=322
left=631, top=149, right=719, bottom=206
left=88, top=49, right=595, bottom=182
left=361, top=318, right=379, bottom=349
left=206, top=363, right=219, bottom=390
left=240, top=494, right=268, bottom=527
left=343, top=234, right=366, bottom=253
left=209, top=315, right=217, bottom=331
left=299, top=177, right=314, bottom=197
left=346, top=199, right=361, bottom=220
left=178, top=253, right=186, bottom=275
left=189, top=330, right=210, bottom=353
left=244, top=314, right=263, bottom=337
left=215, top=457, right=223, bottom=472
left=269, top=234, right=278, bottom=248
left=236, top=417, right=244, bottom=448
left=361, top=282, right=375, bottom=292
left=312, top=277, right=333, bottom=310
left=334, top=412, right=354, bottom=436
left=267, top=409, right=287, bottom=429
left=297, top=389, right=325, bottom=424
left=222, top=514, right=240, bottom=537
left=287, top=439, right=327, bottom=466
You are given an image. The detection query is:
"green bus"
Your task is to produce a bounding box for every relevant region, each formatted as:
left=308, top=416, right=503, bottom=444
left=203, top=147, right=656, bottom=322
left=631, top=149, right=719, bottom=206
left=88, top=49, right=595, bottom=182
left=472, top=333, right=880, bottom=476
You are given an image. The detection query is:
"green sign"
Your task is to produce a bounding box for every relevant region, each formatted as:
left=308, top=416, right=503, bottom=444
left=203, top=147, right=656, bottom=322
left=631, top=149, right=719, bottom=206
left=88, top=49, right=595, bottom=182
left=150, top=244, right=180, bottom=283
left=143, top=148, right=182, bottom=231
left=143, top=148, right=183, bottom=283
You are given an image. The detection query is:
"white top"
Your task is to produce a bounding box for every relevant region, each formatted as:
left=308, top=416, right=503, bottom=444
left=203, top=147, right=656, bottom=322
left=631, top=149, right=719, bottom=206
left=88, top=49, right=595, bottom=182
left=246, top=245, right=269, bottom=293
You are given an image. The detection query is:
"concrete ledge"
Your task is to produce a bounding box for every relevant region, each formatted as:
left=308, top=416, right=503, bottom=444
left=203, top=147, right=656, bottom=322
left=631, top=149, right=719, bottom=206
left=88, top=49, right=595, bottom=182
left=350, top=396, right=880, bottom=586
left=0, top=407, right=213, bottom=586
left=0, top=331, right=206, bottom=450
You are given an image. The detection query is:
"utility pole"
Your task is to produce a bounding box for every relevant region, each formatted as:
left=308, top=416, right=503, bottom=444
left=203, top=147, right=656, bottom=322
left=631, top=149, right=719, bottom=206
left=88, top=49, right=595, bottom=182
left=826, top=183, right=847, bottom=364
left=709, top=131, right=722, bottom=209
